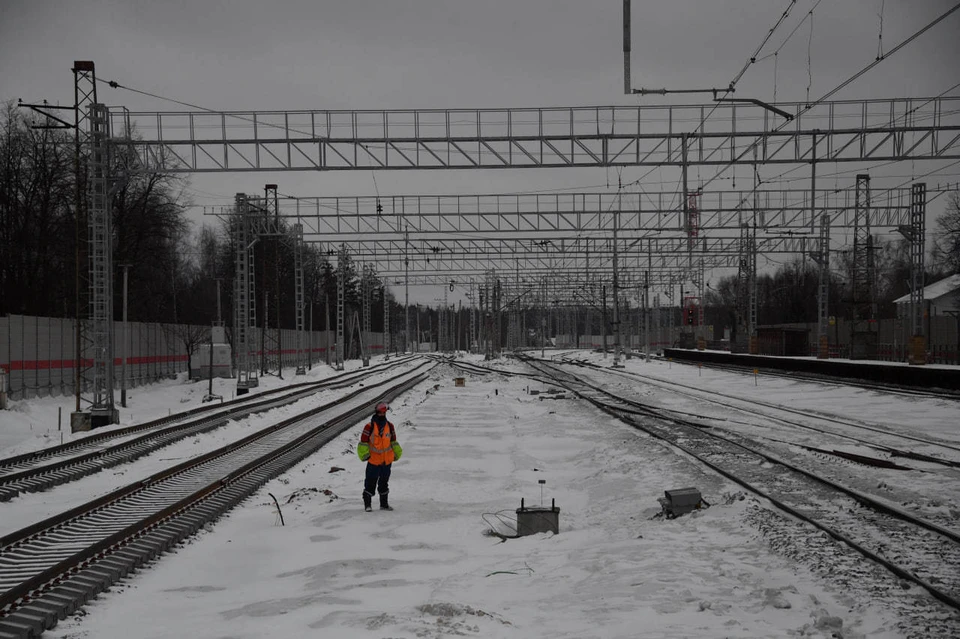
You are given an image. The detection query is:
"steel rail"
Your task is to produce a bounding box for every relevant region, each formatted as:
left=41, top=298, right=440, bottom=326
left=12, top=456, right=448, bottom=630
left=562, top=357, right=960, bottom=469
left=448, top=357, right=960, bottom=615
left=519, top=356, right=960, bottom=613
left=0, top=356, right=414, bottom=474
left=0, top=359, right=418, bottom=502
left=0, top=364, right=432, bottom=632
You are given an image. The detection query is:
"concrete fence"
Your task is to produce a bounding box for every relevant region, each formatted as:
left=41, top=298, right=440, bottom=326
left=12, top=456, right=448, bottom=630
left=0, top=314, right=389, bottom=402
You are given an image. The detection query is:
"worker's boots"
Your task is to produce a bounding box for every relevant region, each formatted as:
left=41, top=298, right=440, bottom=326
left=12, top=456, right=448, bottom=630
left=363, top=493, right=372, bottom=512
left=380, top=495, right=393, bottom=511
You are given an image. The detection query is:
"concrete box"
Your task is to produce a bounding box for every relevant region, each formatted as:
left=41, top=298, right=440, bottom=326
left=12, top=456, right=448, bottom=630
left=516, top=505, right=560, bottom=536
left=71, top=412, right=92, bottom=433
left=662, top=487, right=702, bottom=517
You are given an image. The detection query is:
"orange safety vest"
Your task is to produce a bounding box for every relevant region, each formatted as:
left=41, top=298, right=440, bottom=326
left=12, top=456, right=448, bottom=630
left=367, top=421, right=396, bottom=466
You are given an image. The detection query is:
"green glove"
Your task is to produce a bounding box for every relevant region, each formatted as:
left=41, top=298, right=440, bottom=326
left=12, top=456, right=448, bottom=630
left=391, top=442, right=403, bottom=461
left=357, top=442, right=370, bottom=462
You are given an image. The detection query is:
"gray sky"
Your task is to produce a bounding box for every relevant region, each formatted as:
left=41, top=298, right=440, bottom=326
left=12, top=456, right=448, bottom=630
left=2, top=0, right=959, bottom=301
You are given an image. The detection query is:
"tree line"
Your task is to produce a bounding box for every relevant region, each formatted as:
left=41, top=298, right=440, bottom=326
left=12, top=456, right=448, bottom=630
left=0, top=102, right=405, bottom=341
left=703, top=190, right=960, bottom=337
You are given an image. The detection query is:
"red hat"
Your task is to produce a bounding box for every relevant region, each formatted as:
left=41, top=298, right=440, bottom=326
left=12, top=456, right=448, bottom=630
left=375, top=402, right=388, bottom=413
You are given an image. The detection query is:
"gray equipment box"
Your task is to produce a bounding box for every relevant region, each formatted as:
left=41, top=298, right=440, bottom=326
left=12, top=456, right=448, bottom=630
left=659, top=487, right=703, bottom=517
left=516, top=498, right=560, bottom=536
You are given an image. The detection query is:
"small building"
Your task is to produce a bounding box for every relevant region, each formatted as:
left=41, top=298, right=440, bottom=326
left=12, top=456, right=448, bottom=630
left=894, top=274, right=960, bottom=319
left=190, top=326, right=233, bottom=380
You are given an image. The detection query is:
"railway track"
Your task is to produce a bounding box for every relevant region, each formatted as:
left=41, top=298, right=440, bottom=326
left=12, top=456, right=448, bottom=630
left=496, top=356, right=960, bottom=620
left=0, top=357, right=417, bottom=502
left=0, top=362, right=434, bottom=637
left=561, top=356, right=960, bottom=472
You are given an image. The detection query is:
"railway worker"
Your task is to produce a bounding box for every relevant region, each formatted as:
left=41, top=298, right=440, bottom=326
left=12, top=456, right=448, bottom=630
left=357, top=401, right=403, bottom=512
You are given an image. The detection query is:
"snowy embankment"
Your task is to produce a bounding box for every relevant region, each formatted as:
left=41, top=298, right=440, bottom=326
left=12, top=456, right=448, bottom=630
left=35, top=355, right=926, bottom=639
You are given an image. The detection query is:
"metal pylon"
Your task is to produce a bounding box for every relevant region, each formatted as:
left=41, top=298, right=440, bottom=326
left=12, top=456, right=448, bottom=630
left=736, top=223, right=757, bottom=352
left=293, top=223, right=306, bottom=375
left=74, top=63, right=97, bottom=417
left=898, top=184, right=927, bottom=364
left=493, top=277, right=502, bottom=357
left=692, top=261, right=705, bottom=348
left=653, top=293, right=661, bottom=355
left=850, top=174, right=875, bottom=358
left=234, top=194, right=259, bottom=392
left=910, top=184, right=926, bottom=341
left=383, top=286, right=391, bottom=360
left=87, top=101, right=117, bottom=423
left=259, top=185, right=282, bottom=377
left=336, top=244, right=346, bottom=370
left=361, top=263, right=371, bottom=366
left=468, top=281, right=477, bottom=353
left=811, top=214, right=831, bottom=359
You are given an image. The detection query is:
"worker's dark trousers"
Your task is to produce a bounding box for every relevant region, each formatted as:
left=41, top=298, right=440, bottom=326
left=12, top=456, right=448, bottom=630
left=363, top=462, right=392, bottom=507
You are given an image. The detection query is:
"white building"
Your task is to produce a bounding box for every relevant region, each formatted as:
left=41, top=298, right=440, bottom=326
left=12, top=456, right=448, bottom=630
left=894, top=273, right=960, bottom=318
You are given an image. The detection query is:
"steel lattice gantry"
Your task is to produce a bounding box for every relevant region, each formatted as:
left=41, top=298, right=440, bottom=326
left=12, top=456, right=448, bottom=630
left=232, top=193, right=307, bottom=391
left=307, top=235, right=820, bottom=275
left=225, top=185, right=934, bottom=236
left=107, top=98, right=960, bottom=172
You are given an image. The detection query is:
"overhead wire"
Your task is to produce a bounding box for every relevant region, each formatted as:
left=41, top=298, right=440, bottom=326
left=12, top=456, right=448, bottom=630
left=756, top=0, right=824, bottom=63
left=876, top=0, right=886, bottom=60
left=699, top=3, right=960, bottom=198
left=102, top=8, right=958, bottom=241
left=624, top=0, right=800, bottom=192
left=805, top=6, right=814, bottom=104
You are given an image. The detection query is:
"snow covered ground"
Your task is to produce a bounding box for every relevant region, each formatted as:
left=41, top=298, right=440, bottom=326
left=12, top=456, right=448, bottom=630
left=2, top=352, right=958, bottom=638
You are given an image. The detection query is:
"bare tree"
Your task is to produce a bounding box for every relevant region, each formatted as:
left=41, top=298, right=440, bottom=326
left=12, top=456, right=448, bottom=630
left=933, top=191, right=960, bottom=275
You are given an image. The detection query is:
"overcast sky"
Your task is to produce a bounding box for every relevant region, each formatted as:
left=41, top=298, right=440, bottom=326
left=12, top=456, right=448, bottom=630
left=2, top=1, right=958, bottom=301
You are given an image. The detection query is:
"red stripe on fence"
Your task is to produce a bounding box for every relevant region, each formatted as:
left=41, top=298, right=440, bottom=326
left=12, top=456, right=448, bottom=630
left=4, top=355, right=188, bottom=371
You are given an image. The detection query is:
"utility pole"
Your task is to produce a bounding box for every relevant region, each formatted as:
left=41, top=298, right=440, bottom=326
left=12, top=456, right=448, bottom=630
left=404, top=227, right=410, bottom=353
left=612, top=183, right=624, bottom=367
left=203, top=277, right=223, bottom=404
left=120, top=264, right=130, bottom=408
left=541, top=276, right=547, bottom=358
left=601, top=284, right=608, bottom=358
left=215, top=278, right=223, bottom=325
left=643, top=270, right=650, bottom=362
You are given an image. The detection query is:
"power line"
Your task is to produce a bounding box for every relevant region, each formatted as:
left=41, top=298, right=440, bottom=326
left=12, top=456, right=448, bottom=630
left=757, top=0, right=824, bottom=63
left=700, top=4, right=960, bottom=195
left=626, top=0, right=801, bottom=191
left=729, top=0, right=799, bottom=90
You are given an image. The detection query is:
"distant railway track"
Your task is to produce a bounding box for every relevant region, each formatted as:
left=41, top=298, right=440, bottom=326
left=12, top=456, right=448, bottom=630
left=0, top=362, right=433, bottom=636
left=0, top=357, right=417, bottom=502
left=561, top=357, right=960, bottom=472
left=462, top=355, right=960, bottom=618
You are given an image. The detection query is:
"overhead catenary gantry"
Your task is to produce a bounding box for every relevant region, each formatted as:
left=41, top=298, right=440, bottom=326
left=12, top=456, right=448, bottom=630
left=106, top=98, right=960, bottom=172
left=222, top=186, right=938, bottom=236
left=46, top=56, right=957, bottom=414
left=231, top=191, right=308, bottom=393
left=231, top=178, right=941, bottom=360
left=279, top=235, right=848, bottom=275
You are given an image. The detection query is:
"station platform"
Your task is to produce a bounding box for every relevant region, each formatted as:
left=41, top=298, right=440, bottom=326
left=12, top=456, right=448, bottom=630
left=663, top=348, right=960, bottom=391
